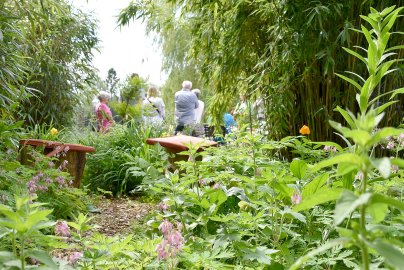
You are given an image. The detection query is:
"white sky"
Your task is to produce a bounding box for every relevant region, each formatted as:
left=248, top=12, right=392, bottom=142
left=70, top=0, right=167, bottom=85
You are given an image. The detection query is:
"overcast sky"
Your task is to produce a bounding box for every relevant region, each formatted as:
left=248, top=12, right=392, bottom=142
left=70, top=0, right=167, bottom=85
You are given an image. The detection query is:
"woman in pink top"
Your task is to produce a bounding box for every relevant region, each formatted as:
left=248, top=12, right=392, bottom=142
left=96, top=91, right=114, bottom=133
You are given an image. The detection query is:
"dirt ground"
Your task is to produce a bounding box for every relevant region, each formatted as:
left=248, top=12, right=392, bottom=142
left=89, top=197, right=156, bottom=236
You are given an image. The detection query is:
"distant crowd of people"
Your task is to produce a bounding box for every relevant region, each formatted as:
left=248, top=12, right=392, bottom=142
left=94, top=79, right=263, bottom=137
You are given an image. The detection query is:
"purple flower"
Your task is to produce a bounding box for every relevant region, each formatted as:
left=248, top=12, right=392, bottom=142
left=198, top=179, right=207, bottom=186
left=27, top=180, right=37, bottom=193
left=56, top=176, right=66, bottom=187
left=68, top=252, right=82, bottom=264
left=64, top=145, right=70, bottom=153
left=213, top=183, right=222, bottom=190
left=44, top=177, right=52, bottom=184
left=55, top=221, right=70, bottom=237
left=291, top=193, right=302, bottom=205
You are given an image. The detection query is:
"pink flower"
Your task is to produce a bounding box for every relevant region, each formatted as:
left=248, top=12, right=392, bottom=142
left=324, top=146, right=337, bottom=152
left=156, top=239, right=169, bottom=260
left=156, top=220, right=185, bottom=260
left=391, top=165, right=399, bottom=173
left=68, top=252, right=82, bottom=264
left=356, top=171, right=364, bottom=181
left=159, top=219, right=173, bottom=237
left=55, top=221, right=70, bottom=237
left=291, top=193, right=302, bottom=205
left=386, top=141, right=395, bottom=150
left=159, top=202, right=169, bottom=211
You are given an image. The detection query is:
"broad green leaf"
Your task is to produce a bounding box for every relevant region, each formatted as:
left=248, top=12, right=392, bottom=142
left=290, top=159, right=307, bottom=179
left=334, top=106, right=356, bottom=129
left=293, top=188, right=342, bottom=212
left=344, top=129, right=371, bottom=146
left=337, top=163, right=357, bottom=176
left=311, top=153, right=361, bottom=173
left=26, top=209, right=53, bottom=228
left=390, top=158, right=404, bottom=168
left=367, top=203, right=389, bottom=223
left=289, top=238, right=350, bottom=270
left=243, top=246, right=278, bottom=265
left=26, top=250, right=58, bottom=268
left=370, top=194, right=404, bottom=210
left=368, top=239, right=404, bottom=269
left=367, top=127, right=403, bottom=146
left=380, top=6, right=396, bottom=17
left=302, top=173, right=329, bottom=198
left=371, top=158, right=391, bottom=179
left=375, top=100, right=398, bottom=114
left=334, top=191, right=372, bottom=225
left=359, top=15, right=379, bottom=33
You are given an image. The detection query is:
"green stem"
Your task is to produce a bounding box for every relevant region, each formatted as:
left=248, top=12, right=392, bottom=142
left=359, top=171, right=370, bottom=270
left=20, top=239, right=25, bottom=270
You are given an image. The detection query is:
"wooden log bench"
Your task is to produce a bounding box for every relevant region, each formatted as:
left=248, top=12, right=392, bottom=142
left=19, top=139, right=96, bottom=188
left=146, top=135, right=217, bottom=171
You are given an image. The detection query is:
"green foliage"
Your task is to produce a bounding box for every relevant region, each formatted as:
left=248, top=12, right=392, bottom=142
left=82, top=121, right=167, bottom=196
left=292, top=6, right=404, bottom=270
left=119, top=0, right=403, bottom=142
left=0, top=147, right=87, bottom=220
left=0, top=195, right=61, bottom=269
left=4, top=0, right=99, bottom=127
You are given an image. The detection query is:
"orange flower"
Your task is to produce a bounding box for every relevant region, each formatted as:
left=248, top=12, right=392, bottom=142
left=299, top=125, right=310, bottom=135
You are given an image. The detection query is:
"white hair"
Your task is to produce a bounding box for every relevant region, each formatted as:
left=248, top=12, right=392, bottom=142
left=98, top=91, right=111, bottom=101
left=192, top=89, right=201, bottom=98
left=182, top=80, right=192, bottom=90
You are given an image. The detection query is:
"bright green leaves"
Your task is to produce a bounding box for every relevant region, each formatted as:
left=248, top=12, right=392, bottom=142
left=334, top=190, right=404, bottom=225
left=367, top=239, right=404, bottom=270
left=338, top=6, right=403, bottom=115
left=242, top=246, right=278, bottom=265
left=293, top=188, right=342, bottom=212
left=290, top=159, right=308, bottom=180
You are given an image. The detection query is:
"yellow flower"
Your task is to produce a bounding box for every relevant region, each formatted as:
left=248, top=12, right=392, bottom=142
left=50, top=128, right=58, bottom=136
left=299, top=125, right=310, bottom=135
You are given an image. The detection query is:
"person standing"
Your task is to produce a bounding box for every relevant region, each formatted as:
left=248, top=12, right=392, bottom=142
left=191, top=89, right=205, bottom=137
left=174, top=80, right=199, bottom=135
left=95, top=91, right=114, bottom=133
left=142, top=86, right=165, bottom=126
left=192, top=89, right=204, bottom=124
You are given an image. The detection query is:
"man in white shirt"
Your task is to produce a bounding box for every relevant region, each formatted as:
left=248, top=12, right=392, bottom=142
left=192, top=89, right=204, bottom=124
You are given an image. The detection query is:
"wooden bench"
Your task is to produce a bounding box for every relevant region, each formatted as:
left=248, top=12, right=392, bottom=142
left=146, top=135, right=217, bottom=171
left=19, top=139, right=96, bottom=188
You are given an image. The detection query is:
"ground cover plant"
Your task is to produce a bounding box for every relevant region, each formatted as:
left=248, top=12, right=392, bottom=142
left=0, top=3, right=402, bottom=270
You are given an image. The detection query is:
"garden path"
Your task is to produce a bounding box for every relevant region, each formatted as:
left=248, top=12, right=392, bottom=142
left=90, top=197, right=155, bottom=236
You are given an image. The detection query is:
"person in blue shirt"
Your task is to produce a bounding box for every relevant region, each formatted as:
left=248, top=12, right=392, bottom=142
left=224, top=112, right=237, bottom=134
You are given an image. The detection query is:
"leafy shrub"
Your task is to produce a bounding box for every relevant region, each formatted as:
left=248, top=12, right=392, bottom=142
left=81, top=121, right=167, bottom=196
